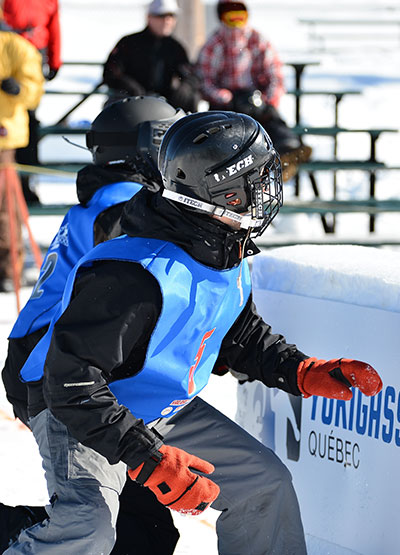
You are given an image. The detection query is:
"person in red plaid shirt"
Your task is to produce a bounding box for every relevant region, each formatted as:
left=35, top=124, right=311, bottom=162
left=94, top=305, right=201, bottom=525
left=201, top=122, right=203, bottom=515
left=197, top=0, right=311, bottom=181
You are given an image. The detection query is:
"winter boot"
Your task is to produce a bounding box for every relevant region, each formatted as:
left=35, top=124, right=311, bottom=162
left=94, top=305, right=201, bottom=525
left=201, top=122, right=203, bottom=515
left=0, top=503, right=48, bottom=552
left=280, top=144, right=312, bottom=182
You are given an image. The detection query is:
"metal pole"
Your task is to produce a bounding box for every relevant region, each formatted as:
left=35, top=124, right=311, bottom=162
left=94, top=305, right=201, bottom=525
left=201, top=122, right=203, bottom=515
left=174, top=0, right=206, bottom=61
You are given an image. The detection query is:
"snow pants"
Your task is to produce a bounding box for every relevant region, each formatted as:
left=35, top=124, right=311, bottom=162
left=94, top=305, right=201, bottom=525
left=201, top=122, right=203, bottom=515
left=5, top=408, right=127, bottom=555
left=6, top=397, right=307, bottom=555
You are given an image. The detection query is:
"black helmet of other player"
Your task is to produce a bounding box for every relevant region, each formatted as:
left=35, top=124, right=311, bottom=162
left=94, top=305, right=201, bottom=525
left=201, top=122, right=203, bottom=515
left=158, top=111, right=282, bottom=237
left=86, top=96, right=185, bottom=182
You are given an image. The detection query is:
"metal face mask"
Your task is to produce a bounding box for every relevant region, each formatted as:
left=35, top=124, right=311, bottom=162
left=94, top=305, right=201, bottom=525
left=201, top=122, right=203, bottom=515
left=246, top=154, right=283, bottom=237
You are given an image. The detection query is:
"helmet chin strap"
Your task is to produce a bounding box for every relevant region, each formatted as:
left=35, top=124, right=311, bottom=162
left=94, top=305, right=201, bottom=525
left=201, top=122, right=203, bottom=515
left=236, top=227, right=252, bottom=307
left=162, top=189, right=263, bottom=230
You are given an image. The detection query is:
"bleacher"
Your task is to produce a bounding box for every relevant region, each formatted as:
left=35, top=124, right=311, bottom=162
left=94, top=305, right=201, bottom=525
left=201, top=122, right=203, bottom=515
left=25, top=55, right=399, bottom=247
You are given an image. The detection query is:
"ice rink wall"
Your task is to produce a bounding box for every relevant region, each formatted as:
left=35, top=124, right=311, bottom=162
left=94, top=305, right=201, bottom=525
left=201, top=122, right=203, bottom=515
left=236, top=245, right=400, bottom=555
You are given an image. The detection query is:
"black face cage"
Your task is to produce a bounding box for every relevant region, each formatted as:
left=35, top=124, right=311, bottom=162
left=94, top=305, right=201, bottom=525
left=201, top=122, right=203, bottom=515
left=127, top=153, right=161, bottom=187
left=247, top=151, right=283, bottom=237
left=136, top=120, right=176, bottom=181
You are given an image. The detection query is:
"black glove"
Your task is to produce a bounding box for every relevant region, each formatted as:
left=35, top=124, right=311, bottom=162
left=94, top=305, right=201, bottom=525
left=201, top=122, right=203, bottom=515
left=1, top=77, right=20, bottom=96
left=232, top=90, right=278, bottom=123
left=46, top=68, right=59, bottom=81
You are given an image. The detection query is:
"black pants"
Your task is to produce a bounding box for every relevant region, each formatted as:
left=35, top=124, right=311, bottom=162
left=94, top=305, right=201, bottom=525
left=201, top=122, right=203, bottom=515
left=154, top=397, right=307, bottom=555
left=15, top=111, right=40, bottom=204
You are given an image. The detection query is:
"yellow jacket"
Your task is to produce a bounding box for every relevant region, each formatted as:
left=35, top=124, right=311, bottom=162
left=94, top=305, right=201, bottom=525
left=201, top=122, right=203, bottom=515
left=0, top=29, right=44, bottom=150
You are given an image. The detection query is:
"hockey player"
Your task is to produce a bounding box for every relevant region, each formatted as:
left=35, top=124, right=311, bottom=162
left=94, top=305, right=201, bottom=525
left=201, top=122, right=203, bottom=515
left=2, top=94, right=185, bottom=426
left=6, top=111, right=382, bottom=554
left=1, top=95, right=184, bottom=554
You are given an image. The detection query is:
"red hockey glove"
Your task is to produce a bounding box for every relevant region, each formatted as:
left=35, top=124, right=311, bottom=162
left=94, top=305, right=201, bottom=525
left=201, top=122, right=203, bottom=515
left=128, top=445, right=220, bottom=515
left=297, top=357, right=382, bottom=400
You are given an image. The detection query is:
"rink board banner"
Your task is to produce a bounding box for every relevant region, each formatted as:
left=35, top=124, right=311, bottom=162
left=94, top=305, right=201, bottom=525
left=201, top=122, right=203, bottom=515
left=236, top=288, right=400, bottom=555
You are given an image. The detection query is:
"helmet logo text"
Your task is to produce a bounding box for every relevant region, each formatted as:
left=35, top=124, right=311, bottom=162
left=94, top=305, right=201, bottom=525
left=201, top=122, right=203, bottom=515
left=177, top=195, right=203, bottom=208
left=213, top=154, right=254, bottom=182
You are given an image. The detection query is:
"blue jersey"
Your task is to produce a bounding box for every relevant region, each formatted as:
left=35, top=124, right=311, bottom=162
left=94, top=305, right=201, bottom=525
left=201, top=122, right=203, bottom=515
left=21, top=236, right=251, bottom=424
left=10, top=181, right=142, bottom=338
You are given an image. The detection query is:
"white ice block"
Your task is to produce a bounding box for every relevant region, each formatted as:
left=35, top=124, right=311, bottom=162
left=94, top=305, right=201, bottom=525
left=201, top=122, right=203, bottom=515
left=236, top=245, right=400, bottom=555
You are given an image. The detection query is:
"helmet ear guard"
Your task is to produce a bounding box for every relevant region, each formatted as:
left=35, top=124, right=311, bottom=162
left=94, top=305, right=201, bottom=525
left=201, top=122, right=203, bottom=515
left=159, top=111, right=283, bottom=237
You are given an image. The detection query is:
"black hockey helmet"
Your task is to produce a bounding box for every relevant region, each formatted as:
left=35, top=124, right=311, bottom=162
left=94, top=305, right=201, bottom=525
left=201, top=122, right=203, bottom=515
left=158, top=111, right=283, bottom=237
left=86, top=96, right=185, bottom=179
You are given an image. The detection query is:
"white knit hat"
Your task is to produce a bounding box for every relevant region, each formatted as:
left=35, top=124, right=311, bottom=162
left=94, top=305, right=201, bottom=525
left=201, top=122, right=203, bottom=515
left=148, top=0, right=180, bottom=16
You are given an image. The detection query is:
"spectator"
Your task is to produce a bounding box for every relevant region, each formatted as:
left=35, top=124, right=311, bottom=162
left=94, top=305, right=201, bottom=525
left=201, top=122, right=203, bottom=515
left=197, top=0, right=312, bottom=181
left=6, top=111, right=382, bottom=554
left=3, top=0, right=61, bottom=79
left=103, top=0, right=200, bottom=113
left=3, top=0, right=62, bottom=204
left=0, top=10, right=43, bottom=292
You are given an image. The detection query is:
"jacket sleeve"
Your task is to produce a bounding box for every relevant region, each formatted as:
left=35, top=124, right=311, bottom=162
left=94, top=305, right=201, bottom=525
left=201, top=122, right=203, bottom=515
left=12, top=36, right=44, bottom=110
left=46, top=0, right=62, bottom=70
left=42, top=261, right=164, bottom=469
left=215, top=294, right=308, bottom=395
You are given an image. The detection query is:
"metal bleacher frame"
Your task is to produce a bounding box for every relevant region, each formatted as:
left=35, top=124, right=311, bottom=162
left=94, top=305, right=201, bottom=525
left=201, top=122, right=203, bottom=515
left=298, top=17, right=400, bottom=53
left=29, top=60, right=400, bottom=246
left=284, top=63, right=400, bottom=236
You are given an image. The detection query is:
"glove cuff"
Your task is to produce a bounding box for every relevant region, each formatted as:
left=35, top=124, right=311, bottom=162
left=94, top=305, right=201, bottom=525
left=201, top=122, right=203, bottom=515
left=297, top=357, right=317, bottom=398
left=129, top=450, right=163, bottom=485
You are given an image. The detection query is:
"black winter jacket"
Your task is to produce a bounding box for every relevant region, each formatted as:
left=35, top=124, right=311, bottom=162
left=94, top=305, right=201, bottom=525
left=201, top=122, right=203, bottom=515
left=1, top=164, right=141, bottom=425
left=38, top=189, right=308, bottom=471
left=102, top=27, right=199, bottom=112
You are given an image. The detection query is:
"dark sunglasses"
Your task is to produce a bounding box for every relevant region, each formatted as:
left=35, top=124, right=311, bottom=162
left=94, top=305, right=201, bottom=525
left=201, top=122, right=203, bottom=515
left=152, top=13, right=176, bottom=18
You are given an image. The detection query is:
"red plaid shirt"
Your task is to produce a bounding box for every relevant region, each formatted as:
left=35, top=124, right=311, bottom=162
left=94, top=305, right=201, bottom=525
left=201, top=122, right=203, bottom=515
left=196, top=25, right=284, bottom=108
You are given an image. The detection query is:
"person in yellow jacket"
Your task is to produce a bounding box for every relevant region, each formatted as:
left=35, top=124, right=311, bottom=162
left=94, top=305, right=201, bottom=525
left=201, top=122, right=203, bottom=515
left=0, top=10, right=44, bottom=292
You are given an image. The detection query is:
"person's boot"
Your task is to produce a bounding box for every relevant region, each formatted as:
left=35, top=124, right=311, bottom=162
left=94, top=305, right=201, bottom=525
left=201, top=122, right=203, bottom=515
left=0, top=503, right=48, bottom=551
left=280, top=144, right=312, bottom=182
left=20, top=175, right=40, bottom=205
left=256, top=106, right=312, bottom=182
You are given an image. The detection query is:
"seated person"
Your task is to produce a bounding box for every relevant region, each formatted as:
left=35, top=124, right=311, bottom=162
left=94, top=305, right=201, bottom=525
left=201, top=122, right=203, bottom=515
left=196, top=0, right=312, bottom=181
left=103, top=0, right=200, bottom=113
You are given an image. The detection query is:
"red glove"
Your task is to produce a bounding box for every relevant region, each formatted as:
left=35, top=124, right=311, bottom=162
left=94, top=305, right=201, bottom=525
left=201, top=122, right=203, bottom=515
left=297, top=357, right=383, bottom=400
left=128, top=445, right=220, bottom=515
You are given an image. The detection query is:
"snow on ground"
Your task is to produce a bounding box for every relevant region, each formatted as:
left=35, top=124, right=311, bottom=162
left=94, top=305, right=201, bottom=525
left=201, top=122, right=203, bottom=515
left=1, top=0, right=400, bottom=553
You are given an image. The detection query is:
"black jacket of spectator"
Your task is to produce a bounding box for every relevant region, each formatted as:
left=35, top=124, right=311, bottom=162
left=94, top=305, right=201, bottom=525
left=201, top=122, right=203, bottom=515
left=103, top=27, right=199, bottom=112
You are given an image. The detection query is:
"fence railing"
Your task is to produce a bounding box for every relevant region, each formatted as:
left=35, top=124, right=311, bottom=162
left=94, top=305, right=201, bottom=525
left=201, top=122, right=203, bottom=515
left=27, top=61, right=400, bottom=245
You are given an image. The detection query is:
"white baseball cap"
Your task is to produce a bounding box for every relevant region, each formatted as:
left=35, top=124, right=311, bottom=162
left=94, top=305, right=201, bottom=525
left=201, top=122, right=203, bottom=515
left=148, top=0, right=180, bottom=16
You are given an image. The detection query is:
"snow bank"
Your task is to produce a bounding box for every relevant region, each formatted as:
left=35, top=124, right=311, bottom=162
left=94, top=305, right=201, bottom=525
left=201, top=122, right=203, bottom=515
left=252, top=244, right=400, bottom=312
